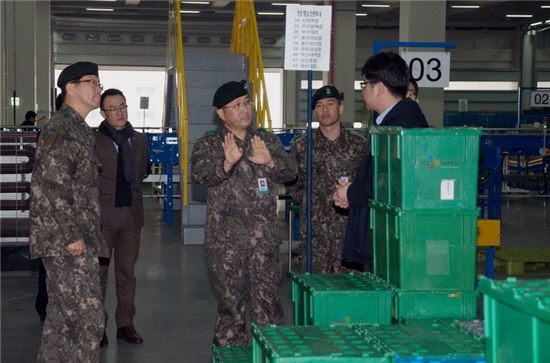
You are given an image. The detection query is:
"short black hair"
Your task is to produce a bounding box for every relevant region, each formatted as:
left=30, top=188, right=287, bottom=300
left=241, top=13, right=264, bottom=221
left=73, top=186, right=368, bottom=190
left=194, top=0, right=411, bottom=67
left=55, top=94, right=64, bottom=111
left=100, top=88, right=126, bottom=110
left=25, top=111, right=36, bottom=121
left=409, top=78, right=419, bottom=96
left=361, top=51, right=409, bottom=99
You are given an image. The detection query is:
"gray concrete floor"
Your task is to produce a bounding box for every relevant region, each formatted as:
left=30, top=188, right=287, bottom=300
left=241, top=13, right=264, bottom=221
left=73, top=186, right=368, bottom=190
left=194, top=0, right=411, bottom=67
left=1, top=197, right=549, bottom=362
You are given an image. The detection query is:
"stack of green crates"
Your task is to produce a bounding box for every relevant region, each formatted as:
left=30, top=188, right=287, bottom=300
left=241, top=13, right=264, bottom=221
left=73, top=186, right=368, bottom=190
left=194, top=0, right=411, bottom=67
left=251, top=324, right=391, bottom=362
left=212, top=345, right=252, bottom=363
left=353, top=322, right=486, bottom=362
left=478, top=276, right=550, bottom=363
left=288, top=272, right=394, bottom=326
left=370, top=127, right=482, bottom=320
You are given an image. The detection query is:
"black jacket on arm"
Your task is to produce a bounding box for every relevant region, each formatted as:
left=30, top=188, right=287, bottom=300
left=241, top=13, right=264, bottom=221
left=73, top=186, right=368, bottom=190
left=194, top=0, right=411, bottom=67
left=341, top=98, right=429, bottom=270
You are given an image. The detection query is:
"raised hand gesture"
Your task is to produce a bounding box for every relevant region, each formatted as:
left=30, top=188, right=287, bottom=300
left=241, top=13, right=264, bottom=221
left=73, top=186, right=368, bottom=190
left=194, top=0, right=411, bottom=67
left=222, top=132, right=244, bottom=172
left=248, top=135, right=274, bottom=168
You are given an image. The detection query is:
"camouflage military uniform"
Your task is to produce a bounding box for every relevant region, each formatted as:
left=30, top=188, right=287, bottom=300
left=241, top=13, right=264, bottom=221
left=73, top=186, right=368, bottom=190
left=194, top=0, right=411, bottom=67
left=288, top=128, right=368, bottom=273
left=192, top=126, right=297, bottom=346
left=29, top=105, right=107, bottom=362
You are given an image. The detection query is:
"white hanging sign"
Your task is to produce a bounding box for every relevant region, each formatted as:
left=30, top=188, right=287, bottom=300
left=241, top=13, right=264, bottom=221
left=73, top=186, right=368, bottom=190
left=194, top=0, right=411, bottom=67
left=401, top=51, right=451, bottom=88
left=284, top=5, right=332, bottom=71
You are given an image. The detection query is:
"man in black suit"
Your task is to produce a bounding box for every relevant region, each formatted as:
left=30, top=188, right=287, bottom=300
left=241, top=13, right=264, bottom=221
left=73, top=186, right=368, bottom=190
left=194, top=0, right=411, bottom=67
left=333, top=51, right=429, bottom=271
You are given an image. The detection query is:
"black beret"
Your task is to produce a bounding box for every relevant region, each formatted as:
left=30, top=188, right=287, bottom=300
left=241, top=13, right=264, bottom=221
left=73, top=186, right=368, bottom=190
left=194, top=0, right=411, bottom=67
left=212, top=80, right=248, bottom=108
left=57, top=61, right=99, bottom=89
left=312, top=85, right=343, bottom=109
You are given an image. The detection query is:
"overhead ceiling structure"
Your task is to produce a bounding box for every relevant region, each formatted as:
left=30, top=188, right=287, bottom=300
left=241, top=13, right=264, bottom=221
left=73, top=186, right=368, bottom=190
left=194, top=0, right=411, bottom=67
left=50, top=1, right=550, bottom=32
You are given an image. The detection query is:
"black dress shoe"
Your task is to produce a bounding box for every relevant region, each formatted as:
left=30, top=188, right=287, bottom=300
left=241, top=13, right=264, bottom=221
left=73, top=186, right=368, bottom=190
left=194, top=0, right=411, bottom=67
left=117, top=325, right=144, bottom=344
left=100, top=332, right=108, bottom=347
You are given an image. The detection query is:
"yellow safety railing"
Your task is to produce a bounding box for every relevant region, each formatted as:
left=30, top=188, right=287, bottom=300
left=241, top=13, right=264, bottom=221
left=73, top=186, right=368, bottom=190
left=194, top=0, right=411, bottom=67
left=167, top=0, right=189, bottom=206
left=230, top=0, right=272, bottom=130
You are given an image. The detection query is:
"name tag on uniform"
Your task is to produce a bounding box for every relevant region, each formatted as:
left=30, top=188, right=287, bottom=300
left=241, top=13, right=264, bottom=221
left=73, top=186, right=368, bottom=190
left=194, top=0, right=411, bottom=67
left=257, top=177, right=269, bottom=195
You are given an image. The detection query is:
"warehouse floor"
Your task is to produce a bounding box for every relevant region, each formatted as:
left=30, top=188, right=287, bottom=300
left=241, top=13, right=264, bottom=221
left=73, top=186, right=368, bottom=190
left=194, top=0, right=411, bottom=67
left=1, top=197, right=549, bottom=362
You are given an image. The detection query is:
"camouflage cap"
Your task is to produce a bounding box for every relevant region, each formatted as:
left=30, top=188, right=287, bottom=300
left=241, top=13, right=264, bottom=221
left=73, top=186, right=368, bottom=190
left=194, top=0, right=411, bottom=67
left=312, top=85, right=343, bottom=109
left=213, top=80, right=248, bottom=108
left=57, top=61, right=99, bottom=89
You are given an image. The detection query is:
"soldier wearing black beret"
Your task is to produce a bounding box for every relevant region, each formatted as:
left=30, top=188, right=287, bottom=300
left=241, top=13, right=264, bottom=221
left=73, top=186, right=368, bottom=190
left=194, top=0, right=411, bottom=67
left=192, top=80, right=298, bottom=346
left=30, top=61, right=107, bottom=361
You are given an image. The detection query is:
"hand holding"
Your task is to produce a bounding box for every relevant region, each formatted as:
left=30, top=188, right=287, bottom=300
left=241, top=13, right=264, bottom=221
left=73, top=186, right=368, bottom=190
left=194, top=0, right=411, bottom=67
left=333, top=179, right=351, bottom=208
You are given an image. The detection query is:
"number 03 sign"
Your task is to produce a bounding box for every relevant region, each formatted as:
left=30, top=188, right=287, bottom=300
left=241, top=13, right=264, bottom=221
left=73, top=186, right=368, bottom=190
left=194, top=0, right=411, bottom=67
left=400, top=51, right=451, bottom=88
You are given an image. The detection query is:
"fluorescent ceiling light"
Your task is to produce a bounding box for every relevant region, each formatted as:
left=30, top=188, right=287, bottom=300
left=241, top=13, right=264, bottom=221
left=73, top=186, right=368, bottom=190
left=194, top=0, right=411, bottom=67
left=86, top=7, right=114, bottom=11
left=257, top=12, right=284, bottom=15
left=530, top=21, right=542, bottom=26
left=180, top=10, right=200, bottom=13
left=541, top=5, right=550, bottom=8
left=546, top=20, right=550, bottom=24
left=451, top=5, right=480, bottom=9
left=271, top=2, right=288, bottom=5
left=361, top=4, right=390, bottom=8
left=181, top=1, right=209, bottom=4
left=506, top=14, right=533, bottom=18
left=356, top=13, right=368, bottom=17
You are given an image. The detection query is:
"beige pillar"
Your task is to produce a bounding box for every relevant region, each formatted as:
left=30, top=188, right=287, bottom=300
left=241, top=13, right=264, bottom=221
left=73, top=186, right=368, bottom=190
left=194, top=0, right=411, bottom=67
left=331, top=1, right=356, bottom=126
left=2, top=0, right=51, bottom=126
left=400, top=0, right=446, bottom=128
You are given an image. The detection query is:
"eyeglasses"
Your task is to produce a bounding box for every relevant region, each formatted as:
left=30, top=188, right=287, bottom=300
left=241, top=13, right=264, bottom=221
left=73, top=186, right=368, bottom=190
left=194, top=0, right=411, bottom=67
left=103, top=105, right=128, bottom=113
left=72, top=79, right=103, bottom=90
left=360, top=80, right=377, bottom=90
left=223, top=99, right=253, bottom=111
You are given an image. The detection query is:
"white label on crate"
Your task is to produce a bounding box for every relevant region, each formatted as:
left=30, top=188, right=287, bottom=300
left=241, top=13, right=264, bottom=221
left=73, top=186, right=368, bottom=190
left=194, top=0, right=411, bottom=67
left=165, top=137, right=178, bottom=145
left=440, top=179, right=455, bottom=200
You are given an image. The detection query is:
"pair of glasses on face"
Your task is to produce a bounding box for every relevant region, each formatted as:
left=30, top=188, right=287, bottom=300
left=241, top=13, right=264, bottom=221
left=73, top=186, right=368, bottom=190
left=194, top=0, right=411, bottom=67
left=103, top=105, right=128, bottom=113
left=360, top=80, right=377, bottom=90
left=223, top=99, right=253, bottom=111
left=72, top=79, right=104, bottom=90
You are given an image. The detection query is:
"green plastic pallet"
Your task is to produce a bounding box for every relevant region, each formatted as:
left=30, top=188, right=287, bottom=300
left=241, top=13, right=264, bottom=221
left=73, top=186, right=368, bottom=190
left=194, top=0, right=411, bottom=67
left=211, top=345, right=252, bottom=363
left=353, top=323, right=485, bottom=363
left=289, top=272, right=394, bottom=326
left=251, top=324, right=390, bottom=362
left=370, top=202, right=479, bottom=291
left=394, top=290, right=478, bottom=321
left=370, top=127, right=481, bottom=210
left=478, top=276, right=550, bottom=363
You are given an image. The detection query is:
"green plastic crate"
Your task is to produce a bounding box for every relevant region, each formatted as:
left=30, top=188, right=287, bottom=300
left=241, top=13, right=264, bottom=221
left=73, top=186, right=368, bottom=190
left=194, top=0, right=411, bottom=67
left=211, top=345, right=252, bottom=363
left=288, top=272, right=394, bottom=326
left=478, top=276, right=550, bottom=363
left=370, top=201, right=479, bottom=291
left=370, top=127, right=481, bottom=210
left=353, top=323, right=485, bottom=363
left=394, top=290, right=478, bottom=320
left=251, top=324, right=390, bottom=362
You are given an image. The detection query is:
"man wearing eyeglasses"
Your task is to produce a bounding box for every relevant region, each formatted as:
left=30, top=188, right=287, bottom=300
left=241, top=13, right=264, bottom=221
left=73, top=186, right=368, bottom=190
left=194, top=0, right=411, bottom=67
left=287, top=85, right=368, bottom=273
left=29, top=61, right=107, bottom=361
left=192, top=80, right=297, bottom=346
left=334, top=52, right=429, bottom=272
left=95, top=88, right=149, bottom=346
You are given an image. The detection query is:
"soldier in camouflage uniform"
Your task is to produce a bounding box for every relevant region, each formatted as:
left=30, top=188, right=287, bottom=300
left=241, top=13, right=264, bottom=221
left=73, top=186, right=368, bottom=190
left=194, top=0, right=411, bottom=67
left=192, top=80, right=297, bottom=346
left=287, top=85, right=368, bottom=273
left=29, top=62, right=107, bottom=362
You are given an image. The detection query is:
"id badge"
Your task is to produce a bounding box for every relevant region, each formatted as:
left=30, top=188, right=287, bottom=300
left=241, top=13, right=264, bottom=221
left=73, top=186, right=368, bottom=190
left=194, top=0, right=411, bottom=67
left=257, top=177, right=269, bottom=195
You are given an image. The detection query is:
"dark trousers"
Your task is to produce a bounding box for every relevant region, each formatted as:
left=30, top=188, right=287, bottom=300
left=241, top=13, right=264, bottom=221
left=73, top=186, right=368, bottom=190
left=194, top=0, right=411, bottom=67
left=100, top=208, right=141, bottom=329
left=35, top=260, right=48, bottom=321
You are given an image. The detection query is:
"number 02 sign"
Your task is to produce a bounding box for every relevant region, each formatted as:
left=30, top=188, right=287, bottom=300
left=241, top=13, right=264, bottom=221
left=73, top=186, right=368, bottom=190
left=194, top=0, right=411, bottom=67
left=530, top=91, right=550, bottom=107
left=400, top=51, right=451, bottom=88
